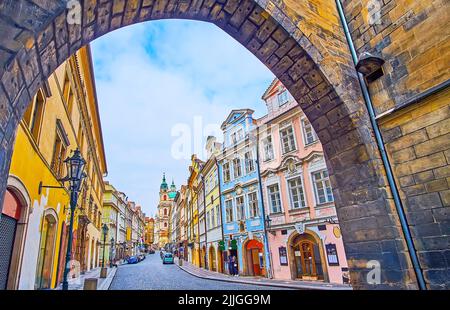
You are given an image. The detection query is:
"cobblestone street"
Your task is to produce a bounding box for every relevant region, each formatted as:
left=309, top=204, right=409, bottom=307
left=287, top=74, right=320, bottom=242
left=109, top=253, right=287, bottom=290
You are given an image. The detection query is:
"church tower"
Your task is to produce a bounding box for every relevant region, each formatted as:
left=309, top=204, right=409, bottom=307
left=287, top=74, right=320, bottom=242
left=156, top=173, right=176, bottom=248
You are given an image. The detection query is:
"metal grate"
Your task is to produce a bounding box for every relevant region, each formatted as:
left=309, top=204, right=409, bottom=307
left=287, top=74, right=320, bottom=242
left=0, top=215, right=17, bottom=289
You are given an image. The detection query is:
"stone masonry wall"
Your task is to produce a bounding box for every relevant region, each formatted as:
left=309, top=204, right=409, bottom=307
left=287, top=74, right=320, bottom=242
left=343, top=0, right=450, bottom=289
left=379, top=88, right=450, bottom=289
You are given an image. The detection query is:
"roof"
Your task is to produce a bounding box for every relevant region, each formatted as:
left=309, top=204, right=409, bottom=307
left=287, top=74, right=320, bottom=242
left=220, top=109, right=255, bottom=130
left=261, top=77, right=279, bottom=100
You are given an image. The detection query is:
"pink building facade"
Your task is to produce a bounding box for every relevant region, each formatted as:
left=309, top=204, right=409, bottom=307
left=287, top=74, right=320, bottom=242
left=258, top=79, right=349, bottom=284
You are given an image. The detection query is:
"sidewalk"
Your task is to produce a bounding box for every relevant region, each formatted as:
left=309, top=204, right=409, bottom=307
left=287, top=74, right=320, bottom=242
left=54, top=266, right=117, bottom=290
left=175, top=257, right=352, bottom=290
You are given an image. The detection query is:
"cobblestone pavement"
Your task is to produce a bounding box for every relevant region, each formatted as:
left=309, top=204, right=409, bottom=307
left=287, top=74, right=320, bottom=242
left=109, top=252, right=288, bottom=290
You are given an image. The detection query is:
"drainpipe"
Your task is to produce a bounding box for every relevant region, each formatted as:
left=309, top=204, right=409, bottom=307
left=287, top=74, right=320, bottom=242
left=216, top=157, right=225, bottom=271
left=255, top=134, right=274, bottom=279
left=202, top=175, right=208, bottom=270
left=335, top=0, right=426, bottom=290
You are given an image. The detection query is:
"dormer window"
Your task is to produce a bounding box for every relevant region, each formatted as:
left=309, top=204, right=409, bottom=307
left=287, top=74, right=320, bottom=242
left=278, top=89, right=289, bottom=106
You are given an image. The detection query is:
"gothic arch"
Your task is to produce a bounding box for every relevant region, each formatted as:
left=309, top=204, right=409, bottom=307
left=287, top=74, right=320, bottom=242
left=0, top=0, right=417, bottom=289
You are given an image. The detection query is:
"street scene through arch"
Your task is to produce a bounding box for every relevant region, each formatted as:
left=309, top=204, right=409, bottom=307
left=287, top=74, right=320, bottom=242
left=0, top=0, right=448, bottom=292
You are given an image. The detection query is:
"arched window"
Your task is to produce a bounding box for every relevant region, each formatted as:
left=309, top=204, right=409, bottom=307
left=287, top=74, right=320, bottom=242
left=163, top=195, right=167, bottom=201
left=164, top=208, right=167, bottom=216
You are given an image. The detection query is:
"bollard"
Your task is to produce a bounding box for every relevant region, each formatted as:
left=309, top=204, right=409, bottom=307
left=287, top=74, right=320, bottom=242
left=100, top=267, right=108, bottom=278
left=179, top=258, right=183, bottom=266
left=83, top=278, right=98, bottom=290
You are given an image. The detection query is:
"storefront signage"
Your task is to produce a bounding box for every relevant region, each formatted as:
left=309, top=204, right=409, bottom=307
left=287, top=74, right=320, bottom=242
left=279, top=247, right=288, bottom=266
left=326, top=243, right=340, bottom=266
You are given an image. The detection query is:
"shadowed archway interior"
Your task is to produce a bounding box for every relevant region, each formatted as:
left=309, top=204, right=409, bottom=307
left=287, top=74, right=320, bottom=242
left=0, top=0, right=419, bottom=289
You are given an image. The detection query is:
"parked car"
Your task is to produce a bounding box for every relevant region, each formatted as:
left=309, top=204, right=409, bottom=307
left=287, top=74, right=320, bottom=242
left=148, top=249, right=155, bottom=254
left=162, top=253, right=174, bottom=264
left=127, top=256, right=138, bottom=264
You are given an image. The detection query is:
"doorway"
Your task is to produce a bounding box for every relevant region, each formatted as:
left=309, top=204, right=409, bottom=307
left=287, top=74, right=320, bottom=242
left=292, top=234, right=324, bottom=280
left=0, top=189, right=23, bottom=289
left=35, top=211, right=57, bottom=289
left=245, top=239, right=265, bottom=277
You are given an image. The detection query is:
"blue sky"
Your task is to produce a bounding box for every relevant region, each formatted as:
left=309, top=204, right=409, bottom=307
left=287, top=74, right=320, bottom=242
left=91, top=20, right=274, bottom=217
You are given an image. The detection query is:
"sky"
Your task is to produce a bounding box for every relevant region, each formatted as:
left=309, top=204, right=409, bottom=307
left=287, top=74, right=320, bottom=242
left=91, top=20, right=274, bottom=217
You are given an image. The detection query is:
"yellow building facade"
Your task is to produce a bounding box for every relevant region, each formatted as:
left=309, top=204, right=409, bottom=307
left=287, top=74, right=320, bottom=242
left=186, top=155, right=203, bottom=267
left=2, top=45, right=106, bottom=290
left=202, top=136, right=224, bottom=273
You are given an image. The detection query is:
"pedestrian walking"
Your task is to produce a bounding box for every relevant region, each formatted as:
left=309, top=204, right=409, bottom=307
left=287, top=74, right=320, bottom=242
left=232, top=256, right=239, bottom=277
left=228, top=256, right=235, bottom=275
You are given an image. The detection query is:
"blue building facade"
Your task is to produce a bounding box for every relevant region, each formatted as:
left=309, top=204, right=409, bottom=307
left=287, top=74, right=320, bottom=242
left=217, top=109, right=271, bottom=277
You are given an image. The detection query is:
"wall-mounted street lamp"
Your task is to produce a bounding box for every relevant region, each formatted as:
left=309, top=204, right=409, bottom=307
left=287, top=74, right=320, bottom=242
left=264, top=215, right=274, bottom=235
left=355, top=52, right=385, bottom=83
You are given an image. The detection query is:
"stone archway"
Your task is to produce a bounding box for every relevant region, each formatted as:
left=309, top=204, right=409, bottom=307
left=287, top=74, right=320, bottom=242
left=0, top=0, right=419, bottom=289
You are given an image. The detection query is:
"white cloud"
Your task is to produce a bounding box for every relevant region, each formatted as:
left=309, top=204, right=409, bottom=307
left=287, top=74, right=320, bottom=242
left=91, top=20, right=274, bottom=216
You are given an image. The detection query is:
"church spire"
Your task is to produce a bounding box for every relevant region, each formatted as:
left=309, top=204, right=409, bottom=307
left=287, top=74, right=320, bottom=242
left=160, top=173, right=168, bottom=191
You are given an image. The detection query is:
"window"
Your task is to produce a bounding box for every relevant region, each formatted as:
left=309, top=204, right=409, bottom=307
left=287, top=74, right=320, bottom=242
left=302, top=118, right=317, bottom=145
left=233, top=157, right=242, bottom=179
left=278, top=89, right=289, bottom=106
left=248, top=192, right=259, bottom=218
left=268, top=184, right=282, bottom=213
left=225, top=200, right=234, bottom=223
left=164, top=208, right=167, bottom=215
left=206, top=211, right=210, bottom=230
left=23, top=90, right=45, bottom=142
left=230, top=128, right=244, bottom=145
left=216, top=205, right=221, bottom=226
left=244, top=151, right=255, bottom=174
left=223, top=162, right=231, bottom=182
left=211, top=209, right=215, bottom=228
left=262, top=136, right=274, bottom=161
left=50, top=131, right=67, bottom=179
left=279, top=125, right=296, bottom=154
left=288, top=177, right=306, bottom=209
left=236, top=196, right=245, bottom=221
left=312, top=169, right=334, bottom=204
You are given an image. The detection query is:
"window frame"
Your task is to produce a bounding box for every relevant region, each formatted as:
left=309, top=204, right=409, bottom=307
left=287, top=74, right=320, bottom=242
left=267, top=183, right=282, bottom=214
left=244, top=150, right=255, bottom=174
left=225, top=199, right=234, bottom=223
left=279, top=123, right=297, bottom=154
left=301, top=117, right=318, bottom=146
left=286, top=175, right=307, bottom=210
left=235, top=195, right=245, bottom=221
left=233, top=157, right=242, bottom=179
left=262, top=135, right=274, bottom=162
left=311, top=169, right=334, bottom=205
left=247, top=191, right=259, bottom=218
